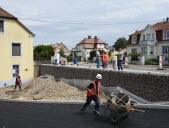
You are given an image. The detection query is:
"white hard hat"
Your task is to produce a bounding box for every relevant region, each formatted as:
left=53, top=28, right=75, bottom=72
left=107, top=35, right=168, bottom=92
left=96, top=74, right=102, bottom=80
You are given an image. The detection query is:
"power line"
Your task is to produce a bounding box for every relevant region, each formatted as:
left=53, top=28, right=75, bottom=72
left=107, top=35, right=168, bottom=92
left=19, top=18, right=162, bottom=26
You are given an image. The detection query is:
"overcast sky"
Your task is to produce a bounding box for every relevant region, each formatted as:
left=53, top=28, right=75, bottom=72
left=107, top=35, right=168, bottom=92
left=1, top=0, right=169, bottom=49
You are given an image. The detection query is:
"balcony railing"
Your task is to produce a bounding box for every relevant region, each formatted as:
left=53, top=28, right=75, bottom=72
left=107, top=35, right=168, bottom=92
left=139, top=40, right=157, bottom=45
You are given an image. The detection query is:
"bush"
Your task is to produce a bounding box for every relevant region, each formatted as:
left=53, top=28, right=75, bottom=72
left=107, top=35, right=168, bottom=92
left=128, top=53, right=142, bottom=61
left=67, top=56, right=73, bottom=62
left=145, top=59, right=158, bottom=65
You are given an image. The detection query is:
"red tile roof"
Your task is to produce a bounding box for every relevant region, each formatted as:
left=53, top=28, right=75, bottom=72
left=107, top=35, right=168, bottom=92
left=0, top=7, right=17, bottom=19
left=0, top=7, right=35, bottom=36
left=77, top=38, right=107, bottom=45
left=130, top=21, right=169, bottom=36
left=51, top=43, right=71, bottom=55
left=77, top=36, right=108, bottom=49
left=151, top=21, right=169, bottom=31
left=130, top=30, right=143, bottom=36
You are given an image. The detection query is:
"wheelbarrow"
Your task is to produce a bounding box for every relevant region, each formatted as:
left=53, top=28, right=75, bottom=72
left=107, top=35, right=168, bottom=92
left=100, top=92, right=145, bottom=124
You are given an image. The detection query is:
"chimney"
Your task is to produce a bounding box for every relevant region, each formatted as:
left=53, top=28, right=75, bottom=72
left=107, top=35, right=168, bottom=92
left=166, top=17, right=169, bottom=22
left=94, top=36, right=97, bottom=39
left=88, top=35, right=91, bottom=39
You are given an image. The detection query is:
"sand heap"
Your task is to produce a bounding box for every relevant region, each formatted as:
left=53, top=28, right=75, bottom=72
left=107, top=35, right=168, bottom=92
left=0, top=75, right=87, bottom=102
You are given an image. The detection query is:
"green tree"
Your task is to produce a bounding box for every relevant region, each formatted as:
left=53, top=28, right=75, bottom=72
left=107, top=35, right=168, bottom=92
left=34, top=45, right=54, bottom=57
left=59, top=48, right=66, bottom=57
left=113, top=37, right=128, bottom=51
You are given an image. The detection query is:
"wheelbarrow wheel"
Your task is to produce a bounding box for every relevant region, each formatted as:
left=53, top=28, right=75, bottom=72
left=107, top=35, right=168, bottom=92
left=121, top=111, right=129, bottom=119
left=110, top=114, right=120, bottom=124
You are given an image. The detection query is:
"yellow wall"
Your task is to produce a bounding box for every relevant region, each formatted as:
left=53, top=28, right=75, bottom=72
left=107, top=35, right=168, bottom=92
left=0, top=19, right=34, bottom=83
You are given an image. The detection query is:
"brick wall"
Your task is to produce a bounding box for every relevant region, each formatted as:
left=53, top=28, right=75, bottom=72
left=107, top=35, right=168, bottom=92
left=39, top=65, right=169, bottom=102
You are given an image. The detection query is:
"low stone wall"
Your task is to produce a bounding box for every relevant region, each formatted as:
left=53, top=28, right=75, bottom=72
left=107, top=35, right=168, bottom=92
left=39, top=65, right=169, bottom=102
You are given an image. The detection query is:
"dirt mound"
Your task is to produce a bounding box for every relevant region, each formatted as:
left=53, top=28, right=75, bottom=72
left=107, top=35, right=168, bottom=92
left=0, top=75, right=87, bottom=102
left=23, top=75, right=87, bottom=102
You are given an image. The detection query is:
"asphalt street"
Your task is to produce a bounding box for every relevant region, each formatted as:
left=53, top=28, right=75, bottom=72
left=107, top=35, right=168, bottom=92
left=54, top=63, right=169, bottom=75
left=0, top=100, right=169, bottom=128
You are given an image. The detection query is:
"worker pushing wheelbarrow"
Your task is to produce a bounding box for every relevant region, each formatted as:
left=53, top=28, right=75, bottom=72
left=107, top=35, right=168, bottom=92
left=59, top=74, right=145, bottom=125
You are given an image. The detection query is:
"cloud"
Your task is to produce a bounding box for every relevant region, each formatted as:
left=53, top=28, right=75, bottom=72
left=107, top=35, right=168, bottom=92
left=1, top=0, right=169, bottom=49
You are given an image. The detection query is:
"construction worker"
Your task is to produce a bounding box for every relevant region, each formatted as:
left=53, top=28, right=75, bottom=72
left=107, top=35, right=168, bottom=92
left=81, top=74, right=102, bottom=115
left=96, top=49, right=101, bottom=68
left=14, top=74, right=22, bottom=91
left=117, top=48, right=124, bottom=70
left=101, top=49, right=109, bottom=69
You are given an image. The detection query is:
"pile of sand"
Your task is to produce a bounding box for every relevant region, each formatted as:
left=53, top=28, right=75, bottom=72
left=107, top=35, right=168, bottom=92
left=0, top=75, right=87, bottom=102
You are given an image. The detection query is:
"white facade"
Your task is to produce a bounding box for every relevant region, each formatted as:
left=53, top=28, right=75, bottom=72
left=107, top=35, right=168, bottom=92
left=127, top=45, right=157, bottom=59
left=96, top=44, right=105, bottom=49
left=77, top=44, right=107, bottom=60
left=127, top=25, right=169, bottom=60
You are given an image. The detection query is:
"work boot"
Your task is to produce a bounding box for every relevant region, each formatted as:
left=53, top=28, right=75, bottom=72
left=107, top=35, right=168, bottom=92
left=81, top=107, right=85, bottom=112
left=94, top=110, right=100, bottom=115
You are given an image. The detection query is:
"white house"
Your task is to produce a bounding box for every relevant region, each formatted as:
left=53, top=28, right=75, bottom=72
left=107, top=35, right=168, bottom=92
left=127, top=17, right=169, bottom=63
left=76, top=36, right=108, bottom=60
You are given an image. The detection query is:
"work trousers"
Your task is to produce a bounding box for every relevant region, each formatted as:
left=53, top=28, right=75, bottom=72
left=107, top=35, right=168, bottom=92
left=112, top=59, right=117, bottom=69
left=96, top=57, right=100, bottom=68
left=102, top=61, right=108, bottom=69
left=14, top=84, right=21, bottom=90
left=83, top=95, right=100, bottom=111
left=117, top=60, right=123, bottom=70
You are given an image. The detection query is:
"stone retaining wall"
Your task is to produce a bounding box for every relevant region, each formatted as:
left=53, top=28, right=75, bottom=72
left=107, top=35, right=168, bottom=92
left=39, top=65, right=169, bottom=102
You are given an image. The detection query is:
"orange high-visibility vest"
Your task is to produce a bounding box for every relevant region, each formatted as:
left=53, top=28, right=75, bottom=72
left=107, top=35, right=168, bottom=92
left=102, top=53, right=109, bottom=62
left=87, top=80, right=101, bottom=96
left=17, top=77, right=21, bottom=84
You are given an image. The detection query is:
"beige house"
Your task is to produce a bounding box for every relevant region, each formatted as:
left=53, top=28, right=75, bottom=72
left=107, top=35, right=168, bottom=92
left=51, top=42, right=71, bottom=56
left=127, top=17, right=169, bottom=63
left=0, top=7, right=35, bottom=87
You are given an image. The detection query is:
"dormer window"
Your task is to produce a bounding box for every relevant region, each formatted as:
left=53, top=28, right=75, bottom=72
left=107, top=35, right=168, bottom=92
left=143, top=35, right=145, bottom=41
left=152, top=33, right=155, bottom=40
left=132, top=36, right=137, bottom=44
left=147, top=34, right=151, bottom=41
left=163, top=30, right=169, bottom=40
left=0, top=20, right=4, bottom=33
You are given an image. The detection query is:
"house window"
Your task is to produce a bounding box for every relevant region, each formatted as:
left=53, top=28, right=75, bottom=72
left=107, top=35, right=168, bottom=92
left=143, top=35, right=145, bottom=41
left=150, top=47, right=154, bottom=55
left=162, top=46, right=169, bottom=54
left=147, top=34, right=151, bottom=41
left=141, top=47, right=147, bottom=55
left=132, top=36, right=137, bottom=44
left=13, top=65, right=19, bottom=78
left=131, top=48, right=137, bottom=54
left=163, top=31, right=169, bottom=39
left=152, top=33, right=155, bottom=40
left=12, top=43, right=21, bottom=56
left=0, top=20, right=4, bottom=32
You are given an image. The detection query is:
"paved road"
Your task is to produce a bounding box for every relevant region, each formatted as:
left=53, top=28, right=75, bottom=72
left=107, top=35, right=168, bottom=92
left=61, top=63, right=169, bottom=75
left=0, top=100, right=169, bottom=128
